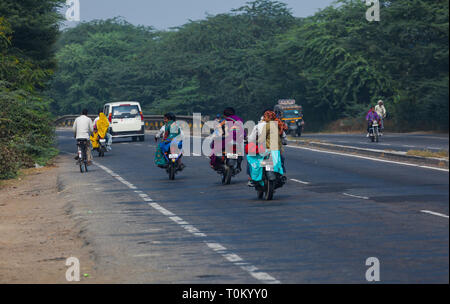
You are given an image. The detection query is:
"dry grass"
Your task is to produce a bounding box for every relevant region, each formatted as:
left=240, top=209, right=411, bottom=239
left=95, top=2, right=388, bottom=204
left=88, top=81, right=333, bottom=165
left=406, top=149, right=449, bottom=159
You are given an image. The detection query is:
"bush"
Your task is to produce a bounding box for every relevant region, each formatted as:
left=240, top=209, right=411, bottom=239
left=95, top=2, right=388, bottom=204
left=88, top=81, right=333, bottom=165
left=0, top=83, right=57, bottom=179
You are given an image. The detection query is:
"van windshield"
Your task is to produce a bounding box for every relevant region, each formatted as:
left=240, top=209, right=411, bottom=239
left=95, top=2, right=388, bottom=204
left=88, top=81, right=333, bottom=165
left=112, top=105, right=140, bottom=119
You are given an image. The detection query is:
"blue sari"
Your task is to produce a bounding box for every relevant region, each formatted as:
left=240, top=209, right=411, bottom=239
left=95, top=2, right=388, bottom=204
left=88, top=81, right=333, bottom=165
left=247, top=150, right=283, bottom=183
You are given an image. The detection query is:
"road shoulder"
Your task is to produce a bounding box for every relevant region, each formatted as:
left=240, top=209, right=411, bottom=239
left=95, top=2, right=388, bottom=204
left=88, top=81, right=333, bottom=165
left=0, top=156, right=97, bottom=283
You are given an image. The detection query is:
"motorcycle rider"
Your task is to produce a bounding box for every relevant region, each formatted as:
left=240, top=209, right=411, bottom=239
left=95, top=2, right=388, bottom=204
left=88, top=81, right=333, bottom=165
left=154, top=113, right=185, bottom=170
left=210, top=107, right=245, bottom=172
left=91, top=109, right=112, bottom=152
left=73, top=109, right=93, bottom=164
left=246, top=110, right=287, bottom=187
left=366, top=105, right=381, bottom=137
left=375, top=100, right=386, bottom=135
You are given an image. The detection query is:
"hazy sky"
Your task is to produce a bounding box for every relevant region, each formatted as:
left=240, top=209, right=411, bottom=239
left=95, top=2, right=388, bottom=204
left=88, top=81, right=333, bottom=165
left=64, top=0, right=335, bottom=30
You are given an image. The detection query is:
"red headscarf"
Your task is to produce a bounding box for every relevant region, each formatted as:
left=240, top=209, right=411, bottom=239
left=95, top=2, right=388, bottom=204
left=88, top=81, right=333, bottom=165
left=263, top=111, right=288, bottom=135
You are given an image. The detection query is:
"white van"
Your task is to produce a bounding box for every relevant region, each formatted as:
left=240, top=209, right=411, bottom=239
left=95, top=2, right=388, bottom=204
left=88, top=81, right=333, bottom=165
left=103, top=101, right=145, bottom=141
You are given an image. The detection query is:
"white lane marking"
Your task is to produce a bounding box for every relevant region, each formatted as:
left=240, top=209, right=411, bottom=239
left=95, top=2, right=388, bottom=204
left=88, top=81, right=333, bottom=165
left=343, top=193, right=369, bottom=200
left=206, top=243, right=227, bottom=252
left=94, top=162, right=281, bottom=284
left=203, top=241, right=280, bottom=284
left=169, top=216, right=189, bottom=225
left=149, top=203, right=174, bottom=216
left=192, top=153, right=201, bottom=156
left=183, top=225, right=206, bottom=236
left=287, top=145, right=449, bottom=172
left=290, top=179, right=310, bottom=185
left=420, top=210, right=449, bottom=219
left=224, top=253, right=243, bottom=263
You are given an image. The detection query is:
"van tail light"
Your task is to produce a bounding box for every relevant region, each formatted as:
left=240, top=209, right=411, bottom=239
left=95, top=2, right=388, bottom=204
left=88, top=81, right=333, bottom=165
left=108, top=113, right=112, bottom=123
left=140, top=111, right=144, bottom=121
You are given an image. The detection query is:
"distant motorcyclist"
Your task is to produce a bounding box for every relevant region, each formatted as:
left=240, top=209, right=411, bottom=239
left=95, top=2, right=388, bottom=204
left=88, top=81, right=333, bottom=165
left=375, top=100, right=386, bottom=135
left=366, top=105, right=381, bottom=137
left=73, top=109, right=93, bottom=164
left=154, top=113, right=185, bottom=170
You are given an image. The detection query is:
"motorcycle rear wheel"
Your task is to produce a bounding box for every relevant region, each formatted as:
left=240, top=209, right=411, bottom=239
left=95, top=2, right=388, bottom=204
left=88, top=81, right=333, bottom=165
left=168, top=164, right=175, bottom=180
left=222, top=167, right=232, bottom=185
left=264, top=179, right=274, bottom=201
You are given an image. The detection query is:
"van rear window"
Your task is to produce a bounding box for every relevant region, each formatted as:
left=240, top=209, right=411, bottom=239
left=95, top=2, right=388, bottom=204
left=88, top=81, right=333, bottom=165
left=112, top=105, right=140, bottom=118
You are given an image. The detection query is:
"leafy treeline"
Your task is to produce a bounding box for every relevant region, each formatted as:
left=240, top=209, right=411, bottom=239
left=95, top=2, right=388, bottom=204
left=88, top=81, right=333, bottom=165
left=0, top=0, right=63, bottom=179
left=49, top=0, right=448, bottom=131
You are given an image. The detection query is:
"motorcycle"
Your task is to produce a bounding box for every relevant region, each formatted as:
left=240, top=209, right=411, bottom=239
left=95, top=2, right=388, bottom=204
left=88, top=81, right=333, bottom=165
left=213, top=152, right=242, bottom=185
left=253, top=152, right=286, bottom=200
left=210, top=123, right=243, bottom=185
left=97, top=137, right=107, bottom=157
left=157, top=138, right=184, bottom=180
left=164, top=150, right=183, bottom=180
left=287, top=120, right=304, bottom=137
left=369, top=120, right=380, bottom=143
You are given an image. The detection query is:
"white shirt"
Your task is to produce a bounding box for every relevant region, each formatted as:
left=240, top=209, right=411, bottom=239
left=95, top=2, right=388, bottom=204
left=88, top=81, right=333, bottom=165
left=248, top=121, right=286, bottom=142
left=73, top=115, right=93, bottom=139
left=375, top=105, right=386, bottom=118
left=93, top=116, right=99, bottom=128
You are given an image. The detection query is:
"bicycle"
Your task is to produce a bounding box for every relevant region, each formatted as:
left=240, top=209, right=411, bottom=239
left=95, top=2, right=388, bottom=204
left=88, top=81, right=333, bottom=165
left=76, top=139, right=89, bottom=173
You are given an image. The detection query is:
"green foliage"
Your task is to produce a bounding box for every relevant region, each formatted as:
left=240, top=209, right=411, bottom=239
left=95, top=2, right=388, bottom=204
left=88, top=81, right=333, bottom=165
left=0, top=1, right=62, bottom=179
left=48, top=0, right=448, bottom=131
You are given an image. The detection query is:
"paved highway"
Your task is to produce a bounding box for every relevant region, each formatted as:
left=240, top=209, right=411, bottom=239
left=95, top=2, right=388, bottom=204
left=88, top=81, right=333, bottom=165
left=57, top=129, right=448, bottom=283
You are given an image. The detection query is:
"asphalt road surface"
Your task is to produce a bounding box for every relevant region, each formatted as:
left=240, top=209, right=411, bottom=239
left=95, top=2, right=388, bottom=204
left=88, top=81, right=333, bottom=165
left=301, top=133, right=449, bottom=153
left=57, top=129, right=449, bottom=283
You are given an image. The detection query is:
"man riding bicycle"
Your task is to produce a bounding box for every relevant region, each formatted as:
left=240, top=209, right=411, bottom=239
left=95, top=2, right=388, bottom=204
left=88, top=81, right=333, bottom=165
left=73, top=109, right=94, bottom=164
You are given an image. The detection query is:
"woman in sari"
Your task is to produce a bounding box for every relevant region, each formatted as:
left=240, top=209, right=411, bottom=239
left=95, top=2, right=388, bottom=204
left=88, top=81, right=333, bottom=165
left=90, top=112, right=110, bottom=150
left=246, top=110, right=287, bottom=185
left=154, top=113, right=184, bottom=168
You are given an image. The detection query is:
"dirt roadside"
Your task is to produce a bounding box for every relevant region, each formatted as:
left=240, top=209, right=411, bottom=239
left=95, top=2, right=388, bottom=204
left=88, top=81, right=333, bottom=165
left=0, top=156, right=99, bottom=283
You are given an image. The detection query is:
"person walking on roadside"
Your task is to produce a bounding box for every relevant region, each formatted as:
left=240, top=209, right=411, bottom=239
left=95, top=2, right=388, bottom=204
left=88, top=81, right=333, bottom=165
left=375, top=100, right=386, bottom=135
left=73, top=109, right=94, bottom=164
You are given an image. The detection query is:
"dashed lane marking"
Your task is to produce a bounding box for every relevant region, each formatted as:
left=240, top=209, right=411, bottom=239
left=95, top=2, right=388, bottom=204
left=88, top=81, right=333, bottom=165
left=93, top=162, right=281, bottom=284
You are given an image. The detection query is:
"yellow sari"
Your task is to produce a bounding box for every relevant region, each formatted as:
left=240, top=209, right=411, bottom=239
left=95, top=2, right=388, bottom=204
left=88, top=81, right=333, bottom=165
left=90, top=113, right=110, bottom=149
